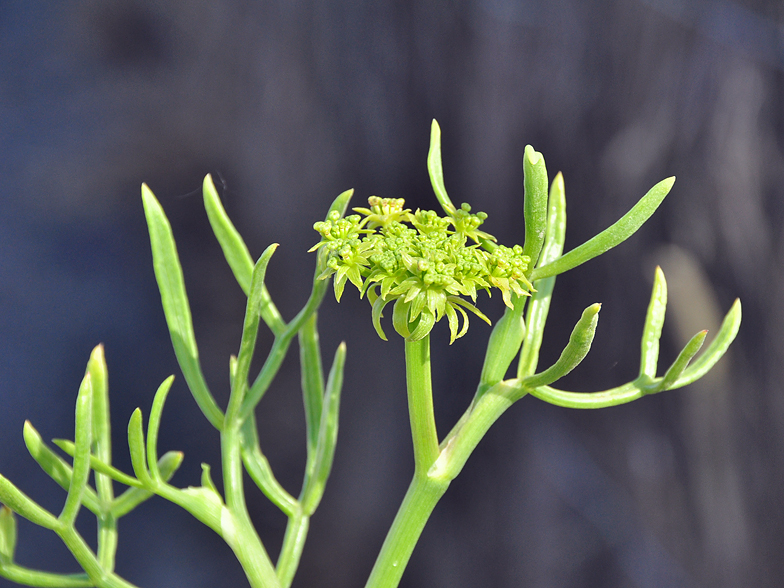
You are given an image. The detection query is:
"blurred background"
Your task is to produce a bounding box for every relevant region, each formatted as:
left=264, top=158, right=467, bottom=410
left=1, top=1, right=781, bottom=587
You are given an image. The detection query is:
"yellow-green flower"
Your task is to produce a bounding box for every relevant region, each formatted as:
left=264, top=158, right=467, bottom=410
left=311, top=197, right=532, bottom=343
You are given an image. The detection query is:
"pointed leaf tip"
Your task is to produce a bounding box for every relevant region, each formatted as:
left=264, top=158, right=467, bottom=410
left=553, top=171, right=564, bottom=191
left=529, top=175, right=675, bottom=281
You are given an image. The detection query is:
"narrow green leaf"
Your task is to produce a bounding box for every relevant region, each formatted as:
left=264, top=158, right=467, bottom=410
left=527, top=381, right=647, bottom=409
left=202, top=175, right=252, bottom=292
left=518, top=172, right=567, bottom=378
left=141, top=184, right=224, bottom=430
left=478, top=293, right=527, bottom=398
left=522, top=145, right=549, bottom=269
left=158, top=450, right=186, bottom=481
left=0, top=475, right=59, bottom=530
left=0, top=506, right=17, bottom=564
left=541, top=173, right=568, bottom=264
left=639, top=267, right=668, bottom=378
left=526, top=301, right=740, bottom=408
left=85, top=345, right=118, bottom=570
left=371, top=294, right=391, bottom=341
left=127, top=409, right=153, bottom=487
left=240, top=417, right=298, bottom=517
left=445, top=303, right=460, bottom=345
left=673, top=298, right=742, bottom=388
left=313, top=189, right=355, bottom=280
left=658, top=330, right=707, bottom=391
left=147, top=376, right=175, bottom=481
left=301, top=343, right=345, bottom=515
left=53, top=440, right=143, bottom=489
left=522, top=303, right=601, bottom=389
left=241, top=448, right=298, bottom=516
left=239, top=270, right=331, bottom=422
left=326, top=188, right=355, bottom=219
left=299, top=312, right=325, bottom=455
left=203, top=174, right=286, bottom=336
left=452, top=303, right=470, bottom=341
left=86, top=345, right=111, bottom=466
left=392, top=298, right=412, bottom=339
left=59, top=373, right=93, bottom=527
left=200, top=464, right=220, bottom=496
left=0, top=563, right=93, bottom=587
left=230, top=245, right=278, bottom=417
left=427, top=120, right=457, bottom=215
left=407, top=310, right=436, bottom=342
left=530, top=177, right=675, bottom=281
left=23, top=423, right=100, bottom=514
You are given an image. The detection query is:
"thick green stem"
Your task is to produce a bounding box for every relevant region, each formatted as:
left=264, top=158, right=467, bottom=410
left=363, top=475, right=449, bottom=588
left=363, top=335, right=444, bottom=588
left=431, top=382, right=519, bottom=482
left=404, top=335, right=439, bottom=475
left=363, top=381, right=523, bottom=588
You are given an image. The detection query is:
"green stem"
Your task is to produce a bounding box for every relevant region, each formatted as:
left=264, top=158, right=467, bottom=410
left=364, top=378, right=528, bottom=588
left=276, top=509, right=310, bottom=588
left=363, top=475, right=449, bottom=588
left=56, top=526, right=137, bottom=588
left=363, top=335, right=445, bottom=588
left=221, top=422, right=281, bottom=588
left=404, top=335, right=438, bottom=475
left=95, top=515, right=118, bottom=575
left=239, top=279, right=329, bottom=422
left=431, top=382, right=519, bottom=482
left=217, top=261, right=281, bottom=588
left=364, top=380, right=524, bottom=588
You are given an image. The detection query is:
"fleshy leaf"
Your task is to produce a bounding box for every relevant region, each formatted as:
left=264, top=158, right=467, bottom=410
left=639, top=267, right=668, bottom=378
left=522, top=304, right=601, bottom=389
left=427, top=120, right=456, bottom=215
left=530, top=177, right=675, bottom=281
left=142, top=184, right=224, bottom=429
left=521, top=145, right=549, bottom=270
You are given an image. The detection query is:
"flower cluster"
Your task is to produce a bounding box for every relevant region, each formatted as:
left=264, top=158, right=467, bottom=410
left=311, top=197, right=533, bottom=343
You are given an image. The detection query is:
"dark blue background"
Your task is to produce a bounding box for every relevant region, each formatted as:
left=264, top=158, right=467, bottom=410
left=1, top=1, right=780, bottom=586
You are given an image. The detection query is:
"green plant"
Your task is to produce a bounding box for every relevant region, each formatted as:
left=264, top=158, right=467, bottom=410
left=0, top=121, right=741, bottom=588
